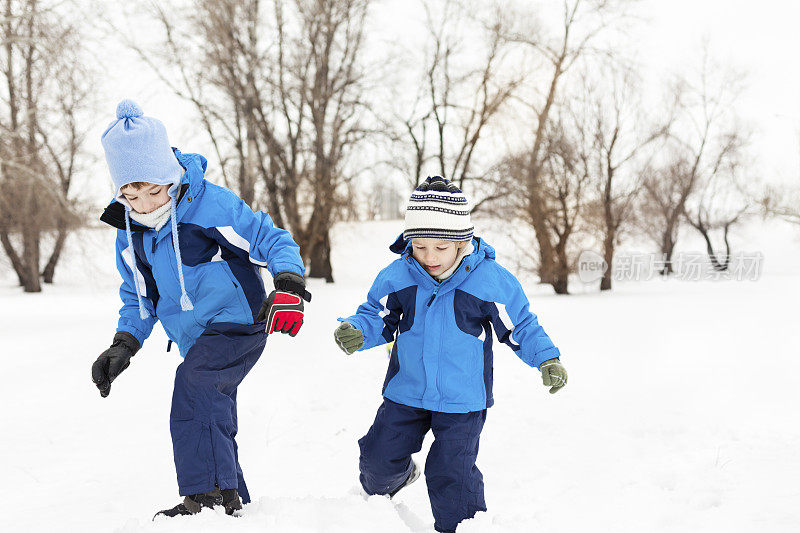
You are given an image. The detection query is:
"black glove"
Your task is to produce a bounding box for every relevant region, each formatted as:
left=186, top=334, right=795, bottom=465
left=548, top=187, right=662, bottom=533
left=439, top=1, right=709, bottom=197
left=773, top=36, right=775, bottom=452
left=256, top=271, right=312, bottom=336
left=91, top=331, right=140, bottom=398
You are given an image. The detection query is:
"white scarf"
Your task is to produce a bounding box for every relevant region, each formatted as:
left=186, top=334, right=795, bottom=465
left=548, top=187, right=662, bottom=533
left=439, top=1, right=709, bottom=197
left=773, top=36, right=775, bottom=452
left=129, top=201, right=172, bottom=231
left=435, top=241, right=474, bottom=281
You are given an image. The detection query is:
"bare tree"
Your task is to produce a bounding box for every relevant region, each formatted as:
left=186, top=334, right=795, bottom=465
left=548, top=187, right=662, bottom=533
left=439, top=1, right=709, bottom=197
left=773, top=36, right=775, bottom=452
left=639, top=56, right=747, bottom=275
left=122, top=0, right=372, bottom=282
left=384, top=0, right=521, bottom=199
left=499, top=111, right=593, bottom=294
left=760, top=128, right=800, bottom=225
left=684, top=144, right=752, bottom=271
left=638, top=154, right=694, bottom=275
left=579, top=65, right=669, bottom=290
left=762, top=183, right=800, bottom=225
left=119, top=1, right=262, bottom=207
left=276, top=0, right=371, bottom=281
left=364, top=176, right=402, bottom=220
left=497, top=0, right=629, bottom=294
left=0, top=0, right=90, bottom=291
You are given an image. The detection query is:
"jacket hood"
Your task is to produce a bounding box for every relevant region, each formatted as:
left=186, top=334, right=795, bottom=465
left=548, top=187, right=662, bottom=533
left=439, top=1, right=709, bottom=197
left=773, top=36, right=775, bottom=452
left=173, top=148, right=207, bottom=198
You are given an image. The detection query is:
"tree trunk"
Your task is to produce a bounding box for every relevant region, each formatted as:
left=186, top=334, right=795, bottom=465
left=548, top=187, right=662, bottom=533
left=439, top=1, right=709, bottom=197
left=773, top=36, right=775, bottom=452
left=0, top=191, right=43, bottom=292
left=41, top=227, right=68, bottom=283
left=600, top=230, right=614, bottom=291
left=536, top=235, right=555, bottom=284
left=0, top=230, right=28, bottom=287
left=600, top=160, right=616, bottom=291
left=307, top=229, right=333, bottom=283
left=242, top=84, right=258, bottom=207
left=660, top=232, right=675, bottom=276
left=527, top=190, right=557, bottom=288
left=552, top=275, right=569, bottom=295
left=695, top=223, right=731, bottom=272
left=21, top=225, right=41, bottom=292
left=552, top=239, right=570, bottom=295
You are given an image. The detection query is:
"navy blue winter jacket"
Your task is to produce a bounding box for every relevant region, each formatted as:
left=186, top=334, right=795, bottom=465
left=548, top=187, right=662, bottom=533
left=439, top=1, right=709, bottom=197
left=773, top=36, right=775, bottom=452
left=340, top=236, right=560, bottom=413
left=100, top=149, right=304, bottom=356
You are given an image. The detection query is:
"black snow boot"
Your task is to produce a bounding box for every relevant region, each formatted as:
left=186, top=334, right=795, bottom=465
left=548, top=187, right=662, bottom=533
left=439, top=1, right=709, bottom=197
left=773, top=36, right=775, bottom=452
left=388, top=460, right=421, bottom=498
left=221, top=488, right=243, bottom=516
left=154, top=488, right=224, bottom=519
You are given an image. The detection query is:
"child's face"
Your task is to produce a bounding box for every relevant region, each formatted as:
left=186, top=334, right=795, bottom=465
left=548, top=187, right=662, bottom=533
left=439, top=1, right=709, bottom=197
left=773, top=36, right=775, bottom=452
left=120, top=183, right=171, bottom=214
left=411, top=238, right=466, bottom=276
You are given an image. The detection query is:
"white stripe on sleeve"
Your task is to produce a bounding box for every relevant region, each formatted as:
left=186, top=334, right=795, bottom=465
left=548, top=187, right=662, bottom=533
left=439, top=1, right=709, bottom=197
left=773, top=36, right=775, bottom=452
left=378, top=295, right=390, bottom=318
left=216, top=225, right=268, bottom=266
left=495, top=302, right=516, bottom=342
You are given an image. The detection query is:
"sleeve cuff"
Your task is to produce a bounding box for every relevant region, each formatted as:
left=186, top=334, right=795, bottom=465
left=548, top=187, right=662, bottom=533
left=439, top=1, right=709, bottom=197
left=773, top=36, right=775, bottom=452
left=532, top=347, right=561, bottom=369
left=270, top=262, right=305, bottom=276
left=116, top=324, right=149, bottom=347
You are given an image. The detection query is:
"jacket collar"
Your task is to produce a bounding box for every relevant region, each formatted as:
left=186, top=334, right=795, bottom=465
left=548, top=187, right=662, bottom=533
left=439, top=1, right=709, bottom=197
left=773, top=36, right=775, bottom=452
left=390, top=233, right=495, bottom=290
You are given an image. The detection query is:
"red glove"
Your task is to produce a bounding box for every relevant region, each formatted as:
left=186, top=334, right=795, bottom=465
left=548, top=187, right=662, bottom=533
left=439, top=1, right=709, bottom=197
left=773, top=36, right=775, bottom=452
left=256, top=271, right=312, bottom=336
left=258, top=290, right=304, bottom=336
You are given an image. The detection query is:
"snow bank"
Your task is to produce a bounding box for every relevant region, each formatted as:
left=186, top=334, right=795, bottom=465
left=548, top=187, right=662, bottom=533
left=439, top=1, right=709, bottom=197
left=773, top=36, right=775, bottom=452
left=1, top=218, right=799, bottom=532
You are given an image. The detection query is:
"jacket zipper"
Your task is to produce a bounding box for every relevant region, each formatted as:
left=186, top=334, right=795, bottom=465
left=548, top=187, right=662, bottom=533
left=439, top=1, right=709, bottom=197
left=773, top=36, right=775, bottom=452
left=402, top=245, right=477, bottom=408
left=424, top=261, right=469, bottom=307
left=405, top=253, right=468, bottom=307
left=427, top=285, right=439, bottom=306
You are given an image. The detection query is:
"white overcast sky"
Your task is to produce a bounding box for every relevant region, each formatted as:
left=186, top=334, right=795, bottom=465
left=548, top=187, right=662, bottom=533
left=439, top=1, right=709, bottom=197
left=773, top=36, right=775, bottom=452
left=88, top=0, right=800, bottom=200
left=634, top=0, right=800, bottom=183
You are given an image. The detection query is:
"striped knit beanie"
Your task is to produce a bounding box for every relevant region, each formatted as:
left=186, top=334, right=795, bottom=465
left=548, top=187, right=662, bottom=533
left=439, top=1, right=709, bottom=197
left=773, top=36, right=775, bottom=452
left=403, top=176, right=474, bottom=242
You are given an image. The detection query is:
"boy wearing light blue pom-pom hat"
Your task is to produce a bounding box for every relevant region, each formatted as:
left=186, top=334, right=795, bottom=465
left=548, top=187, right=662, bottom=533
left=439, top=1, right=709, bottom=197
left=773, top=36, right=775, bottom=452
left=91, top=100, right=312, bottom=517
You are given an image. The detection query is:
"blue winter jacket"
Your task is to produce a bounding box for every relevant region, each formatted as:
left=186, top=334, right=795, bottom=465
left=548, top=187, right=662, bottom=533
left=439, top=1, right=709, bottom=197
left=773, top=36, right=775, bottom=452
left=340, top=236, right=560, bottom=413
left=100, top=149, right=304, bottom=357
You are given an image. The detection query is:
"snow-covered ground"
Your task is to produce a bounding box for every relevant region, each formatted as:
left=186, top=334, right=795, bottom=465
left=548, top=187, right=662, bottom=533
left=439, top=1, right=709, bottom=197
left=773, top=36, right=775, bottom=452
left=2, top=219, right=799, bottom=532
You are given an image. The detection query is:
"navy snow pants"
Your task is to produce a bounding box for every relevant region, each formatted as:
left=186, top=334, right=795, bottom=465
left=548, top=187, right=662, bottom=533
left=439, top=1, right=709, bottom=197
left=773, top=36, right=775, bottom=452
left=170, top=322, right=266, bottom=503
left=359, top=398, right=487, bottom=533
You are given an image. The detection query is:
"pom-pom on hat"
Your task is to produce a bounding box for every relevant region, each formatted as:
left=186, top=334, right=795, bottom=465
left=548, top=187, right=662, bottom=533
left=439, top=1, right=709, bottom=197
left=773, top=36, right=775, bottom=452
left=403, top=176, right=474, bottom=242
left=101, top=99, right=184, bottom=209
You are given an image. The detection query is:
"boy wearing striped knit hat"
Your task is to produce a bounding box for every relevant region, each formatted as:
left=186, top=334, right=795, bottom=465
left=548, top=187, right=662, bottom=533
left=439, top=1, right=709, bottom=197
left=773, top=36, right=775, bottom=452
left=333, top=176, right=567, bottom=532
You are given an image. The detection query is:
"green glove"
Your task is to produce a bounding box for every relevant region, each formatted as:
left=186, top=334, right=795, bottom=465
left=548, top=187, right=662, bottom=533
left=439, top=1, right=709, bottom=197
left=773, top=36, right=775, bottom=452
left=334, top=322, right=364, bottom=355
left=539, top=357, right=567, bottom=394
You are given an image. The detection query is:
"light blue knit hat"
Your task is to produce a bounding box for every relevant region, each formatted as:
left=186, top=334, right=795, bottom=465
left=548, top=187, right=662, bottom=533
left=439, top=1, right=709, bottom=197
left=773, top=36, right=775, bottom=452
left=102, top=99, right=193, bottom=317
left=101, top=99, right=184, bottom=208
